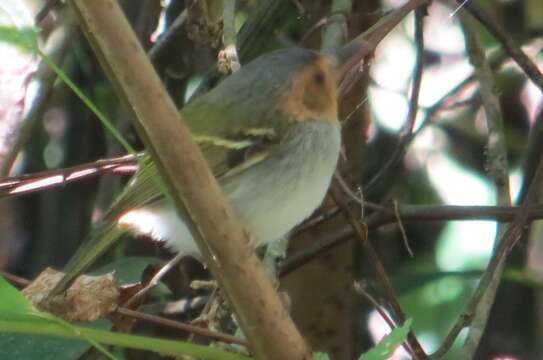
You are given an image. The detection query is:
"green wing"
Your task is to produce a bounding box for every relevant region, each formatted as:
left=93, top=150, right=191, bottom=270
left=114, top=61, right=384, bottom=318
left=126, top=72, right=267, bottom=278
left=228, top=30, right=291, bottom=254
left=49, top=92, right=283, bottom=297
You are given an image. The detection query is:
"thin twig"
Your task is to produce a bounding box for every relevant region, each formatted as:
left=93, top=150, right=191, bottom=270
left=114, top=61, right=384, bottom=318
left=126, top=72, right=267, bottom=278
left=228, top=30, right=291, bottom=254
left=335, top=0, right=429, bottom=93
left=361, top=15, right=540, bottom=196
left=35, top=0, right=63, bottom=23
left=148, top=10, right=188, bottom=61
left=424, top=33, right=541, bottom=119
left=115, top=307, right=247, bottom=346
left=0, top=271, right=31, bottom=287
left=366, top=205, right=543, bottom=228
left=450, top=12, right=511, bottom=358
left=354, top=281, right=415, bottom=357
left=0, top=154, right=140, bottom=199
left=300, top=17, right=329, bottom=45
left=429, top=313, right=473, bottom=360
left=279, top=204, right=543, bottom=277
left=518, top=106, right=543, bottom=202
left=363, top=6, right=426, bottom=192
left=122, top=252, right=185, bottom=308
left=354, top=281, right=396, bottom=329
left=342, top=96, right=368, bottom=125
left=393, top=200, right=414, bottom=258
left=455, top=0, right=543, bottom=93
left=404, top=8, right=426, bottom=136
left=322, top=2, right=425, bottom=355
left=329, top=183, right=428, bottom=359
left=334, top=172, right=364, bottom=208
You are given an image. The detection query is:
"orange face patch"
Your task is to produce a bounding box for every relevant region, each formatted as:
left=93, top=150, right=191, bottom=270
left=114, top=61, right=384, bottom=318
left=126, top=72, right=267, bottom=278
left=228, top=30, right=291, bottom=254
left=283, top=56, right=338, bottom=123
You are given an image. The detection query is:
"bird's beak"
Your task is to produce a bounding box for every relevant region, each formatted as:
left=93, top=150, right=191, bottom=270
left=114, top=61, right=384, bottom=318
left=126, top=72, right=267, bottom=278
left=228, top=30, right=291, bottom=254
left=327, top=0, right=427, bottom=82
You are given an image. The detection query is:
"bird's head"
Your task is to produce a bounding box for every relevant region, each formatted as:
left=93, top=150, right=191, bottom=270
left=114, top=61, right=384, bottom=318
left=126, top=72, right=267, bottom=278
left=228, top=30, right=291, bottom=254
left=188, top=38, right=371, bottom=135
left=200, top=48, right=341, bottom=128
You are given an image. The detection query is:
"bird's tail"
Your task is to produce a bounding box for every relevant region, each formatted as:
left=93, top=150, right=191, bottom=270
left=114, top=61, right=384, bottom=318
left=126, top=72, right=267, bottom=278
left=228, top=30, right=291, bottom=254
left=46, top=218, right=126, bottom=299
left=46, top=156, right=158, bottom=299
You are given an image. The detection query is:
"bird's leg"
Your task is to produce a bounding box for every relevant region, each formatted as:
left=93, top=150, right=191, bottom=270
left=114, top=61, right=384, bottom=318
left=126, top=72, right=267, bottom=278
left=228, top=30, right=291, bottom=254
left=263, top=236, right=290, bottom=283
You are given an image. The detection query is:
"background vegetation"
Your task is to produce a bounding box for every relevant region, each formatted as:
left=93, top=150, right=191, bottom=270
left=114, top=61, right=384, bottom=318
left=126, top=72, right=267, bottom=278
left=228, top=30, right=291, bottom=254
left=1, top=0, right=543, bottom=359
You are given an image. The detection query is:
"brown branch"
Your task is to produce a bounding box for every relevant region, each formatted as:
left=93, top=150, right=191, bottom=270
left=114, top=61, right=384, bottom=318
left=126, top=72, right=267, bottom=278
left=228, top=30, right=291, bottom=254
left=353, top=281, right=414, bottom=356
left=354, top=281, right=396, bottom=330
left=67, top=1, right=312, bottom=359
left=367, top=205, right=543, bottom=227
left=0, top=271, right=31, bottom=287
left=456, top=12, right=511, bottom=357
left=429, top=313, right=474, bottom=359
left=279, top=204, right=543, bottom=277
left=115, top=307, right=247, bottom=346
left=455, top=0, right=543, bottom=93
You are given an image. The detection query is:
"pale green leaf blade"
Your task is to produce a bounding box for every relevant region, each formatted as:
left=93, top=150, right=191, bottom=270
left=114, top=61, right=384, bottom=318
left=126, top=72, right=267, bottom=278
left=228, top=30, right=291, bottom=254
left=314, top=352, right=331, bottom=360
left=0, top=276, right=34, bottom=314
left=0, top=25, right=39, bottom=52
left=359, top=318, right=413, bottom=360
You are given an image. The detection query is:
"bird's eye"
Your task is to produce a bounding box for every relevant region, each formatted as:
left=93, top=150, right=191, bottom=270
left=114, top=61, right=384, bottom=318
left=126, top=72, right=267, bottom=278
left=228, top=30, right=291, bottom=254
left=313, top=70, right=325, bottom=85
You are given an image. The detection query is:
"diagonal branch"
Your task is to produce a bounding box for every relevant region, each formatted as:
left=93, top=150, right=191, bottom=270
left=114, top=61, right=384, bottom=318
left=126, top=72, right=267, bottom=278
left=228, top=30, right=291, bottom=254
left=67, top=1, right=312, bottom=358
left=430, top=157, right=543, bottom=358
left=456, top=12, right=511, bottom=357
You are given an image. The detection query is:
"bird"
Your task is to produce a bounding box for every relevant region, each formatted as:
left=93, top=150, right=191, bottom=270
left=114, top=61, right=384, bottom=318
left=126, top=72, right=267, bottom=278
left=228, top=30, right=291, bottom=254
left=50, top=46, right=347, bottom=297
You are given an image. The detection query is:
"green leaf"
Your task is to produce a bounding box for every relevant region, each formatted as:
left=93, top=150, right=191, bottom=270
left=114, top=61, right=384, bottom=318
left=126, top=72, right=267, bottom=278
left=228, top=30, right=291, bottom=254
left=314, top=352, right=331, bottom=360
left=0, top=25, right=39, bottom=52
left=0, top=277, right=250, bottom=360
left=0, top=320, right=112, bottom=360
left=0, top=276, right=34, bottom=314
left=359, top=318, right=413, bottom=360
